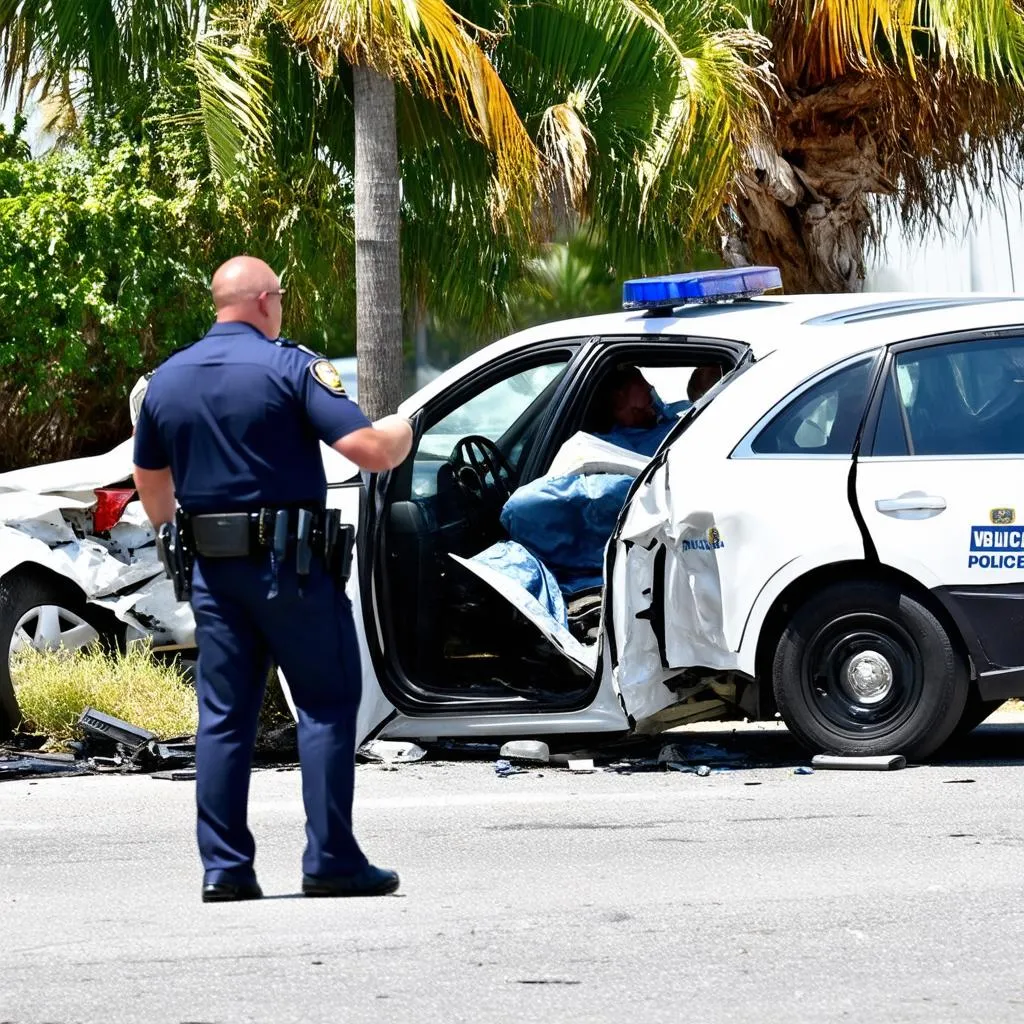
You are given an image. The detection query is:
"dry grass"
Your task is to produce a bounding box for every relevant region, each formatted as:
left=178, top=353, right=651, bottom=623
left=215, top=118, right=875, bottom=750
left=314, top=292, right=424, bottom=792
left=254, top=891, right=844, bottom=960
left=12, top=643, right=199, bottom=742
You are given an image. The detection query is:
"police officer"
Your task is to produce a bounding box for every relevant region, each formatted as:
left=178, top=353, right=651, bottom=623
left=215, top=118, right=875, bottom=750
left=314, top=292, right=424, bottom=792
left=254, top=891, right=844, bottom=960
left=132, top=256, right=413, bottom=903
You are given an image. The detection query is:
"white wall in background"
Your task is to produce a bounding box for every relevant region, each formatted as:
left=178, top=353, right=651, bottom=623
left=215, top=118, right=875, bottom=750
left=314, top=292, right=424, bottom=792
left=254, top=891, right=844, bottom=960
left=867, top=178, right=1024, bottom=293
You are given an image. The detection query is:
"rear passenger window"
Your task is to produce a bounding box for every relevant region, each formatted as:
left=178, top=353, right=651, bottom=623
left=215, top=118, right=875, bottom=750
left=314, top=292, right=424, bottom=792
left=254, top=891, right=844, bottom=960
left=751, top=358, right=875, bottom=455
left=877, top=337, right=1024, bottom=456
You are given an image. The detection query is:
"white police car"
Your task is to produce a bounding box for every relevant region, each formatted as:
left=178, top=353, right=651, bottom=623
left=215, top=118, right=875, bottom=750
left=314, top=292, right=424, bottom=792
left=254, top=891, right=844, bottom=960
left=331, top=268, right=1024, bottom=760
left=3, top=268, right=1023, bottom=760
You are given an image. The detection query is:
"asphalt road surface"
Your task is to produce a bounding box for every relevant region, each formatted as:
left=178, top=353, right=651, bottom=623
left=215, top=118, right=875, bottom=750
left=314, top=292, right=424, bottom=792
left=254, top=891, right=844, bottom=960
left=2, top=717, right=1023, bottom=1024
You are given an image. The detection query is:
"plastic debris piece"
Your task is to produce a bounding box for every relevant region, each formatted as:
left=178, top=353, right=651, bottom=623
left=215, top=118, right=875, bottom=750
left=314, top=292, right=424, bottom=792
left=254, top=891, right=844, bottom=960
left=499, top=740, right=550, bottom=764
left=494, top=759, right=526, bottom=777
left=0, top=756, right=88, bottom=779
left=695, top=765, right=711, bottom=777
left=793, top=766, right=815, bottom=775
left=151, top=769, right=197, bottom=781
left=78, top=707, right=156, bottom=752
left=358, top=740, right=427, bottom=765
left=811, top=754, right=906, bottom=771
left=567, top=758, right=595, bottom=772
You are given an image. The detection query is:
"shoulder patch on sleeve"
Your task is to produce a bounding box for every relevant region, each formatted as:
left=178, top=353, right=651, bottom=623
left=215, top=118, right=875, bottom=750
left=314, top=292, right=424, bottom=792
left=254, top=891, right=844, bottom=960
left=309, top=358, right=348, bottom=396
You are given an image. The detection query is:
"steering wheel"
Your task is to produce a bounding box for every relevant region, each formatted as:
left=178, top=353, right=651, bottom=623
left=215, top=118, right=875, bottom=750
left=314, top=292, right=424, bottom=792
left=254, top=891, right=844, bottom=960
left=448, top=435, right=517, bottom=511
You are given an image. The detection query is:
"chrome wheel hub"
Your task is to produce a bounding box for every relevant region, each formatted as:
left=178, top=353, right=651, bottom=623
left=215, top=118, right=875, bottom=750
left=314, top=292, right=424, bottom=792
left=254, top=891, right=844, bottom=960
left=843, top=650, right=894, bottom=704
left=10, top=605, right=99, bottom=658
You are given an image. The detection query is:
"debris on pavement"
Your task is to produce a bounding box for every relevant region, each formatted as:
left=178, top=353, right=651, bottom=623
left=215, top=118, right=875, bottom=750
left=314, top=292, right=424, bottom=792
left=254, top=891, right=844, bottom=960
left=567, top=758, right=595, bottom=773
left=0, top=753, right=89, bottom=779
left=358, top=740, right=427, bottom=767
left=78, top=707, right=156, bottom=752
left=793, top=766, right=815, bottom=775
left=494, top=759, right=527, bottom=777
left=811, top=754, right=907, bottom=771
left=499, top=740, right=550, bottom=764
left=150, top=769, right=197, bottom=781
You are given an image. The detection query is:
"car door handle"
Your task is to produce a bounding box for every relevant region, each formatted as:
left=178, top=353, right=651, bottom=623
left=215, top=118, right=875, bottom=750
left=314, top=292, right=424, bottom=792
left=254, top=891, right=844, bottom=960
left=875, top=495, right=946, bottom=514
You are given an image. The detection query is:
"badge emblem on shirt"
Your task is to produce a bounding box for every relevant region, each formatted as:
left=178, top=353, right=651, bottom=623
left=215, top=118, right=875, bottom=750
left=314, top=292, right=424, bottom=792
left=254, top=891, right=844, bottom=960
left=309, top=359, right=347, bottom=396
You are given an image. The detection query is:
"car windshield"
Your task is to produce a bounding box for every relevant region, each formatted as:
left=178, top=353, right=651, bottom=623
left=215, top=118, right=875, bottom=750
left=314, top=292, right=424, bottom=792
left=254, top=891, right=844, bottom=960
left=417, top=363, right=568, bottom=462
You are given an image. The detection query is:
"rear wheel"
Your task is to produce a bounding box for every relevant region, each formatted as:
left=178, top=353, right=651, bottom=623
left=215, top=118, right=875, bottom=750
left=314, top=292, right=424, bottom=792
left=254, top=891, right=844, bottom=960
left=0, top=571, right=120, bottom=736
left=772, top=581, right=968, bottom=760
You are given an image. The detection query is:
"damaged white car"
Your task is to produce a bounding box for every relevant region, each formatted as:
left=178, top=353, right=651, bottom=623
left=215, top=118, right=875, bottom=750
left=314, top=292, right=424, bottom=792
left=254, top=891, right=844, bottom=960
left=0, top=439, right=193, bottom=731
left=4, top=267, right=1024, bottom=760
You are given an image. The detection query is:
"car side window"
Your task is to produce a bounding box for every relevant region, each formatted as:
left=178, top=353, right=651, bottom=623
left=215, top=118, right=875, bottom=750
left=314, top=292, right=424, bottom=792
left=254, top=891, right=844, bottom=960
left=751, top=357, right=875, bottom=456
left=874, top=337, right=1024, bottom=456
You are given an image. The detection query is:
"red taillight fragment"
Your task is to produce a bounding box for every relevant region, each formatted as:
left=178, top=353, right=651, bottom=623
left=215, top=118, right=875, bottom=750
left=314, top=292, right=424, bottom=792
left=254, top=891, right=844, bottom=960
left=93, top=488, right=136, bottom=533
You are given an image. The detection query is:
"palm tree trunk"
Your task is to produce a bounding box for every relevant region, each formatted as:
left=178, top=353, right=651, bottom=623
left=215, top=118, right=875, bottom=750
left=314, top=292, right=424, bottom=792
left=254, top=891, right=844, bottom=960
left=723, top=100, right=886, bottom=293
left=726, top=177, right=872, bottom=293
left=353, top=65, right=403, bottom=420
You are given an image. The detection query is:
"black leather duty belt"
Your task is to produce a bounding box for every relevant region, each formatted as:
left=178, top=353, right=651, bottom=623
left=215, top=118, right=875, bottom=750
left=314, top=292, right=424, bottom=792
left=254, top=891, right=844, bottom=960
left=187, top=507, right=329, bottom=559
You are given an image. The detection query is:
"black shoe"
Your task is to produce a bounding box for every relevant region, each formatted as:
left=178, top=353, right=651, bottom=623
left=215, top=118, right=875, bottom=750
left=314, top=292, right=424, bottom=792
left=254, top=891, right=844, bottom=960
left=202, top=880, right=264, bottom=903
left=302, top=864, right=400, bottom=898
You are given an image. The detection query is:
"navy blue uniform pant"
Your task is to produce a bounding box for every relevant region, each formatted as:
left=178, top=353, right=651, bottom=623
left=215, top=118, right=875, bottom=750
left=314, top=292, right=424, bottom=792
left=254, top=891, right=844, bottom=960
left=190, top=552, right=368, bottom=884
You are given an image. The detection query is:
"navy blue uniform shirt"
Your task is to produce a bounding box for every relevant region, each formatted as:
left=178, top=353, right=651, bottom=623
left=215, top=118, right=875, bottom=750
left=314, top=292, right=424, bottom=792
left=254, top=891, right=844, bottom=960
left=133, top=321, right=370, bottom=514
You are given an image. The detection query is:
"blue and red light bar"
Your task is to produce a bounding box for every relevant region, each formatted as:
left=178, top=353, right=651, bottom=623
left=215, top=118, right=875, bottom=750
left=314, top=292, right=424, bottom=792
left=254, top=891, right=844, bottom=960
left=622, top=266, right=782, bottom=311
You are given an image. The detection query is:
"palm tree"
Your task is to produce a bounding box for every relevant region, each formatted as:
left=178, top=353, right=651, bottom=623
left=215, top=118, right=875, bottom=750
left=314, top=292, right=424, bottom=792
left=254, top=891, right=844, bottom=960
left=725, top=0, right=1024, bottom=292
left=0, top=0, right=769, bottom=414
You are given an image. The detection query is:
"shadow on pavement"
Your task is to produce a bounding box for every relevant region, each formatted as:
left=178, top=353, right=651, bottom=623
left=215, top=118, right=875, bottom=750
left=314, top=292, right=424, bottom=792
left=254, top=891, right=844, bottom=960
left=931, top=722, right=1024, bottom=767
left=583, top=719, right=1024, bottom=772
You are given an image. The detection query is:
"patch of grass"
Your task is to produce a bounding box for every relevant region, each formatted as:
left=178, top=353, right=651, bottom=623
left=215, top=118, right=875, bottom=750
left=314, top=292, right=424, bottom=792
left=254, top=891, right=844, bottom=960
left=12, top=642, right=198, bottom=742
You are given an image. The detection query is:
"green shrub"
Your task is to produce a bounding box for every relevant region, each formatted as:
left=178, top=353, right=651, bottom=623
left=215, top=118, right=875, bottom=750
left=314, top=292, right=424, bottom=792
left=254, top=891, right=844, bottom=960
left=0, top=115, right=355, bottom=470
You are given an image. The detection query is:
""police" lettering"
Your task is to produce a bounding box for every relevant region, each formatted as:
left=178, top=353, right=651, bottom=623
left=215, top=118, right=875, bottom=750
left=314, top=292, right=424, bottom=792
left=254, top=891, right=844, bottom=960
left=968, top=553, right=1024, bottom=569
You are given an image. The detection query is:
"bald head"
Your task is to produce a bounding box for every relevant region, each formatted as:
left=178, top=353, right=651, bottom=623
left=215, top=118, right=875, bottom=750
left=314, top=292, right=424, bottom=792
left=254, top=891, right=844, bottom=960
left=211, top=256, right=284, bottom=339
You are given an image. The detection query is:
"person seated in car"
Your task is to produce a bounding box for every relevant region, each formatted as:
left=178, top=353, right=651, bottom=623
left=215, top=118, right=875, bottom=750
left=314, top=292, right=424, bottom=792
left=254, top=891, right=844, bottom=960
left=687, top=363, right=724, bottom=402
left=591, top=363, right=721, bottom=457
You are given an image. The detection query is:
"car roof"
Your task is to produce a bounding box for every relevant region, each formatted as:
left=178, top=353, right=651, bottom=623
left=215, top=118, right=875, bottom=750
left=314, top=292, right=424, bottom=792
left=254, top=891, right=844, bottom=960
left=399, top=292, right=1024, bottom=415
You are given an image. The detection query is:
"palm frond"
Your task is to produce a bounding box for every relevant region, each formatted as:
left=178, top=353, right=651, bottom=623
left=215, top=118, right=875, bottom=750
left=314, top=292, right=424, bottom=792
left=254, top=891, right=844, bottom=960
left=0, top=0, right=193, bottom=107
left=537, top=94, right=594, bottom=211
left=766, top=0, right=1024, bottom=87
left=186, top=21, right=274, bottom=179
left=277, top=0, right=541, bottom=224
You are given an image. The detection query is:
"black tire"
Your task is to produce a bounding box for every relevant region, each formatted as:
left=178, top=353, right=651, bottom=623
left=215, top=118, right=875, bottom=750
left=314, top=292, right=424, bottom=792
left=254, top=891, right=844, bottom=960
left=0, top=571, right=120, bottom=737
left=772, top=581, right=969, bottom=760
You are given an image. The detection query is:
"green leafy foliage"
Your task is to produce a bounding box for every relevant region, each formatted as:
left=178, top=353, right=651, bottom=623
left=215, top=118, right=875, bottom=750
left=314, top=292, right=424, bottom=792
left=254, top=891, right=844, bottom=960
left=0, top=114, right=354, bottom=469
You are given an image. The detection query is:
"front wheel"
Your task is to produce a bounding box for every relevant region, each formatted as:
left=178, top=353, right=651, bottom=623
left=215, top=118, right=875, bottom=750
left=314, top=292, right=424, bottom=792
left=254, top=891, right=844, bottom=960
left=772, top=581, right=968, bottom=760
